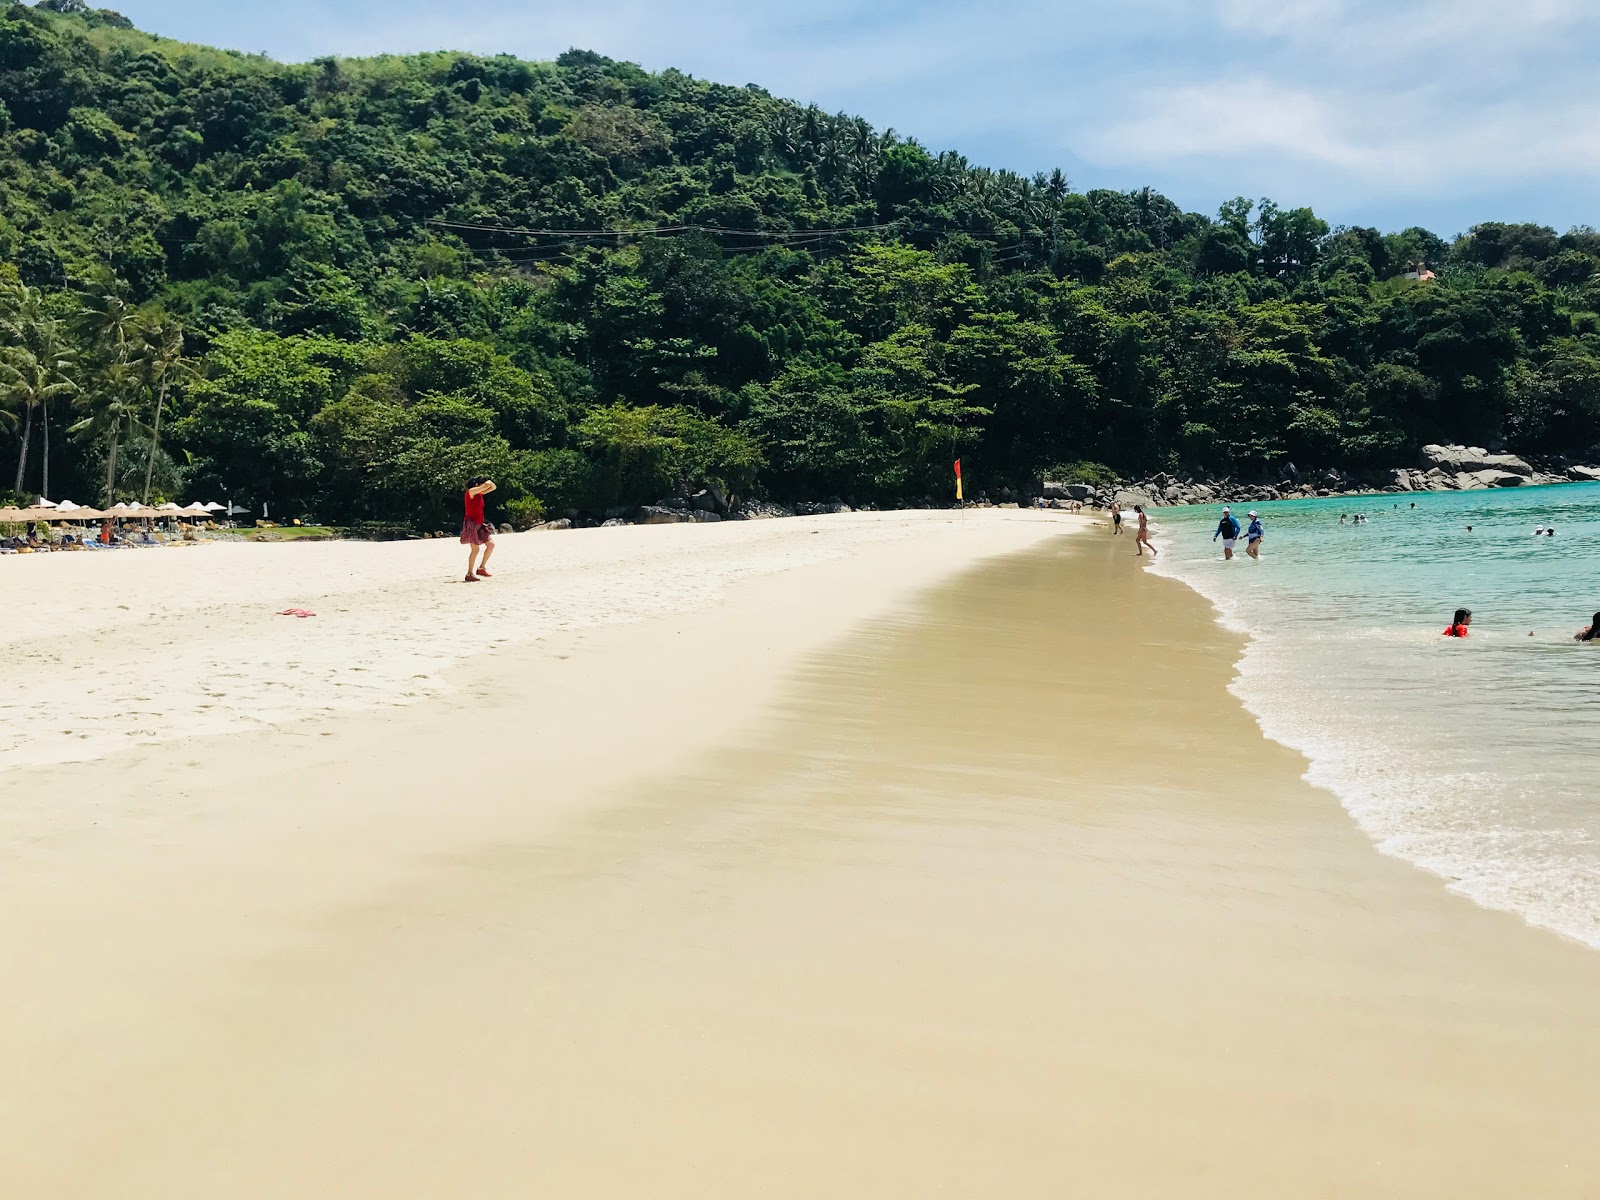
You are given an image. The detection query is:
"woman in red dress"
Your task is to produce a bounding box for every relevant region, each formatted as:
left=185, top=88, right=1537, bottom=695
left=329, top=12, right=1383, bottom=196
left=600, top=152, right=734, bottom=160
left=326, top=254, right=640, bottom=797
left=461, top=476, right=498, bottom=582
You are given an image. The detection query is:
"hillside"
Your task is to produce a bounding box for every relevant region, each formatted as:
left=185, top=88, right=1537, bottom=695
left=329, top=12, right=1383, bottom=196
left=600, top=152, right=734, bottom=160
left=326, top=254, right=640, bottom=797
left=3, top=0, right=1600, bottom=523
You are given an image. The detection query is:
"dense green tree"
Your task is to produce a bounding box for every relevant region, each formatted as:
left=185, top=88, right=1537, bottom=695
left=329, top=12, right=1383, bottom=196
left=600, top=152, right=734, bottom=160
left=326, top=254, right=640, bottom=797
left=4, top=2, right=1600, bottom=523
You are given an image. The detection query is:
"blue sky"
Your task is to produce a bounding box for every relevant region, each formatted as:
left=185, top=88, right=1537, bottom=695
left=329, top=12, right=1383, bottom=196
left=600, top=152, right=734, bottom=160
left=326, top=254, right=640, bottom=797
left=106, top=0, right=1600, bottom=237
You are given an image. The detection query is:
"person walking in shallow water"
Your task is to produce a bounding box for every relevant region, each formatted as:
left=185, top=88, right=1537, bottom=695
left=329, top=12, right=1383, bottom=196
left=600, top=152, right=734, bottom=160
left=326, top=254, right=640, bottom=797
left=1110, top=501, right=1123, bottom=535
left=1244, top=510, right=1264, bottom=560
left=461, top=475, right=497, bottom=582
left=1134, top=505, right=1157, bottom=557
left=1213, top=506, right=1241, bottom=559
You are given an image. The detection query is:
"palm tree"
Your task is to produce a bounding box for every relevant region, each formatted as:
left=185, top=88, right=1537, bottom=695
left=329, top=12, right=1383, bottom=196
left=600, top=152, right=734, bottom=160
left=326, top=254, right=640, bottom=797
left=71, top=357, right=144, bottom=504
left=0, top=320, right=77, bottom=498
left=135, top=315, right=190, bottom=504
left=74, top=285, right=144, bottom=504
left=0, top=284, right=77, bottom=499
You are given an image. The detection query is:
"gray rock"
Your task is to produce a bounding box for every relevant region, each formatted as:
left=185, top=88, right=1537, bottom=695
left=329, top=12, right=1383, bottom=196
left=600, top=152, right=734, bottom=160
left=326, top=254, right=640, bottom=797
left=539, top=518, right=573, bottom=531
left=691, top=490, right=718, bottom=513
left=1421, top=444, right=1534, bottom=476
left=1113, top=488, right=1157, bottom=511
left=1042, top=481, right=1100, bottom=502
left=636, top=506, right=694, bottom=525
left=691, top=510, right=722, bottom=523
left=741, top=499, right=794, bottom=519
left=601, top=518, right=629, bottom=528
left=1473, top=469, right=1525, bottom=488
left=1568, top=465, right=1600, bottom=482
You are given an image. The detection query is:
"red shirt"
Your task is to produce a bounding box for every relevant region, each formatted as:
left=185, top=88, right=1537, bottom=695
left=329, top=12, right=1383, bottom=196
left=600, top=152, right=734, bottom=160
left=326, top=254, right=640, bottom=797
left=464, top=490, right=485, bottom=524
left=1443, top=624, right=1469, bottom=637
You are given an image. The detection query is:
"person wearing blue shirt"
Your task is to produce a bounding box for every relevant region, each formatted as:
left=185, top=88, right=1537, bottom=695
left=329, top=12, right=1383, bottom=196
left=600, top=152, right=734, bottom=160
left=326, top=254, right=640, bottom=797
left=1244, top=510, right=1265, bottom=560
left=1213, top=507, right=1241, bottom=559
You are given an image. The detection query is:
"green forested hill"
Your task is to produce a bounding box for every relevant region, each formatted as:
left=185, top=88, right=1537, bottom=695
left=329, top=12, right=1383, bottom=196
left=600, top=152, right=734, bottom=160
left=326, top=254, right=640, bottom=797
left=3, top=0, right=1600, bottom=523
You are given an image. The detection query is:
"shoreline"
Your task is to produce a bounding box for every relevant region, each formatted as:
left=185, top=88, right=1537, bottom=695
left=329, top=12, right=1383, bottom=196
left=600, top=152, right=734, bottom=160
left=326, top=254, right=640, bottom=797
left=1146, top=488, right=1600, bottom=955
left=8, top=515, right=1600, bottom=1195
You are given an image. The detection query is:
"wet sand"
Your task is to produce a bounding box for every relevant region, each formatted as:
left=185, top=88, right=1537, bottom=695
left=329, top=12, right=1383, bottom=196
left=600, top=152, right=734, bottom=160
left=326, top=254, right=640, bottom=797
left=8, top=524, right=1600, bottom=1196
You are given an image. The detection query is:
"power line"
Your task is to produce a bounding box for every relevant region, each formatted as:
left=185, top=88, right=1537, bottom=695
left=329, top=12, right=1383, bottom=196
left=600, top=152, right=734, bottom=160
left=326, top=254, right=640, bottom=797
left=427, top=218, right=901, bottom=240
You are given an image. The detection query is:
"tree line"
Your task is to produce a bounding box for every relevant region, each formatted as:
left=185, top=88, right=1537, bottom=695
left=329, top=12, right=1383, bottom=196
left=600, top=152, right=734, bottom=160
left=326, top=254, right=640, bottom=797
left=3, top=0, right=1600, bottom=526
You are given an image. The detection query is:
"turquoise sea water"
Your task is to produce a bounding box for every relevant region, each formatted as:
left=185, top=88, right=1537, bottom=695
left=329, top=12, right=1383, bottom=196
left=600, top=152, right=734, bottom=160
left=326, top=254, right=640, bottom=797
left=1149, top=482, right=1600, bottom=948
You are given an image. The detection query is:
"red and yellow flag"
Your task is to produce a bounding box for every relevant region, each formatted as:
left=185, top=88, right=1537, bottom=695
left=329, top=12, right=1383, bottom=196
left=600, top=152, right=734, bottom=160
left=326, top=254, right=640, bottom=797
left=953, top=458, right=963, bottom=501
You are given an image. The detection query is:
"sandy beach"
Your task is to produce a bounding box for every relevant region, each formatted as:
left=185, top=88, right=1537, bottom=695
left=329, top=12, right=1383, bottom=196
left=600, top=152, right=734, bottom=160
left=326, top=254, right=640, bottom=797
left=7, top=510, right=1600, bottom=1198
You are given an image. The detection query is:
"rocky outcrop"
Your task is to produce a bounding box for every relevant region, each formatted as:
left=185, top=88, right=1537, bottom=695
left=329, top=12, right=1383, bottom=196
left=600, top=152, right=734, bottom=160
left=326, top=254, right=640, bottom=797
left=1569, top=465, right=1600, bottom=483
left=794, top=500, right=854, bottom=515
left=741, top=499, right=795, bottom=519
left=635, top=506, right=694, bottom=525
left=1420, top=444, right=1533, bottom=477
left=1470, top=469, right=1525, bottom=488
left=1041, top=481, right=1096, bottom=502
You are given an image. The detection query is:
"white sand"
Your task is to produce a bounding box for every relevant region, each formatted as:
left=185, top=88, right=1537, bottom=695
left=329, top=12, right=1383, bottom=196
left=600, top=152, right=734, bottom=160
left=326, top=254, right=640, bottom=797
left=0, top=512, right=1077, bottom=772
left=18, top=512, right=1600, bottom=1198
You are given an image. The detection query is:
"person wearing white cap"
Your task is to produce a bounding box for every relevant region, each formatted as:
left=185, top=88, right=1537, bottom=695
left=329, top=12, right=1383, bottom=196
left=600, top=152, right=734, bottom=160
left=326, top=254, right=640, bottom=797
left=1245, top=510, right=1265, bottom=559
left=1212, top=506, right=1241, bottom=559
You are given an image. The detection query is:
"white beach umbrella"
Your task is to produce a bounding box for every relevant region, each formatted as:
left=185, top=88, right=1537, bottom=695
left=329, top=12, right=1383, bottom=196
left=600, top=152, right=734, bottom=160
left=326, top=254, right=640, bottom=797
left=34, top=497, right=58, bottom=509
left=202, top=501, right=226, bottom=512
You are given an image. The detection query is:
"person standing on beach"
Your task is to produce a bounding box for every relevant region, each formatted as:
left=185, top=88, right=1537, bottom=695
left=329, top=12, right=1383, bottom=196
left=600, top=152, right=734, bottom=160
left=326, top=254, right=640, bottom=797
left=1244, top=510, right=1264, bottom=559
left=1110, top=501, right=1123, bottom=535
left=461, top=476, right=497, bottom=582
left=1213, top=506, right=1241, bottom=559
left=1134, top=506, right=1157, bottom=557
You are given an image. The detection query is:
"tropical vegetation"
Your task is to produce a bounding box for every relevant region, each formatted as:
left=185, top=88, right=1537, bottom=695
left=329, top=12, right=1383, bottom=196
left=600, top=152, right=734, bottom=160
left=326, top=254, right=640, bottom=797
left=4, top=0, right=1600, bottom=524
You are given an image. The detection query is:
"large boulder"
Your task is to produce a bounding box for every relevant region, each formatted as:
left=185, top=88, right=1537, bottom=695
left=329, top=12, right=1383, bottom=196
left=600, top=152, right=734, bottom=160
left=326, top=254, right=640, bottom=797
left=1113, top=488, right=1157, bottom=510
left=690, top=510, right=722, bottom=523
left=742, top=499, right=794, bottom=519
left=1041, top=481, right=1100, bottom=502
left=1473, top=469, right=1525, bottom=488
left=1421, top=444, right=1533, bottom=477
left=636, top=506, right=694, bottom=525
left=1568, top=465, right=1600, bottom=483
